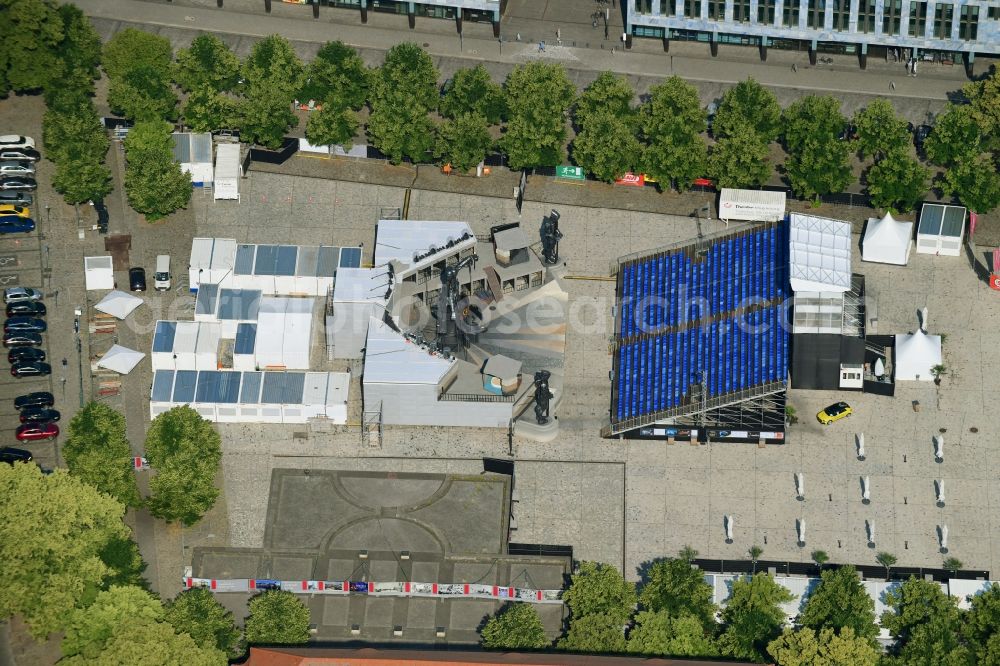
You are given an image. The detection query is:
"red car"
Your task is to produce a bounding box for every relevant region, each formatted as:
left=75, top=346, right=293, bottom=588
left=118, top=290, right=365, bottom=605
left=15, top=422, right=58, bottom=441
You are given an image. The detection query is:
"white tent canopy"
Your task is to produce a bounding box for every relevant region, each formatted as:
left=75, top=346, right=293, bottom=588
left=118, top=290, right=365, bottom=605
left=97, top=345, right=146, bottom=375
left=788, top=214, right=852, bottom=293
left=862, top=213, right=914, bottom=265
left=94, top=290, right=143, bottom=320
left=894, top=329, right=942, bottom=381
left=84, top=256, right=115, bottom=291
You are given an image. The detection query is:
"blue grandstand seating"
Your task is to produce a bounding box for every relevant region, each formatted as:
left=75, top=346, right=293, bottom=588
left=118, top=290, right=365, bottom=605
left=613, top=222, right=790, bottom=422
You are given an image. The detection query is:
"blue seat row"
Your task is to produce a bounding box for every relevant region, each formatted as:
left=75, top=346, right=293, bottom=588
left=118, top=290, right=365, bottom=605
left=614, top=304, right=789, bottom=421
left=619, top=223, right=788, bottom=338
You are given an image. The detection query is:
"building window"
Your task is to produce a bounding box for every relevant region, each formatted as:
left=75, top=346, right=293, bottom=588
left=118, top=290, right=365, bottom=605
left=882, top=0, right=902, bottom=34
left=635, top=0, right=654, bottom=13
left=909, top=1, right=928, bottom=35
left=707, top=0, right=725, bottom=20
left=633, top=25, right=667, bottom=37
left=684, top=0, right=703, bottom=17
left=783, top=0, right=801, bottom=26
left=857, top=0, right=877, bottom=31
left=934, top=2, right=954, bottom=37
left=659, top=0, right=675, bottom=15
left=758, top=0, right=776, bottom=23
left=959, top=3, right=978, bottom=38
left=807, top=0, right=825, bottom=28
left=990, top=6, right=999, bottom=19
left=734, top=0, right=751, bottom=20
left=832, top=0, right=851, bottom=30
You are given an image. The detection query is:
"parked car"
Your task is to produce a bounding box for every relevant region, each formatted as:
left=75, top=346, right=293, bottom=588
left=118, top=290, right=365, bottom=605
left=154, top=255, right=171, bottom=290
left=90, top=199, right=109, bottom=232
left=817, top=401, right=853, bottom=425
left=4, top=287, right=43, bottom=304
left=706, top=101, right=719, bottom=137
left=6, top=300, right=45, bottom=317
left=0, top=215, right=34, bottom=234
left=2, top=332, right=42, bottom=347
left=914, top=124, right=932, bottom=153
left=0, top=147, right=40, bottom=162
left=129, top=267, right=147, bottom=292
left=15, top=422, right=58, bottom=441
left=0, top=191, right=32, bottom=206
left=4, top=317, right=46, bottom=333
left=19, top=407, right=60, bottom=424
left=0, top=446, right=33, bottom=464
left=0, top=176, right=37, bottom=191
left=0, top=204, right=29, bottom=218
left=8, top=346, right=44, bottom=364
left=14, top=391, right=54, bottom=409
left=0, top=161, right=35, bottom=176
left=11, top=361, right=51, bottom=377
left=0, top=135, right=34, bottom=150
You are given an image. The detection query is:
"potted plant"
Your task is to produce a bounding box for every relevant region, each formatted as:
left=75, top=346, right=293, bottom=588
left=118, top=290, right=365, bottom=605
left=931, top=364, right=947, bottom=385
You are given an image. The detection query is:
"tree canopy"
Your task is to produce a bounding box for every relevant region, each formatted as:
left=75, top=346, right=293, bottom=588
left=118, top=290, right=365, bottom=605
left=244, top=590, right=311, bottom=645
left=0, top=464, right=132, bottom=638
left=785, top=136, right=853, bottom=203
left=717, top=573, right=794, bottom=662
left=306, top=100, right=359, bottom=152
left=571, top=108, right=640, bottom=183
left=782, top=95, right=846, bottom=153
left=61, top=585, right=164, bottom=659
left=866, top=149, right=929, bottom=213
left=102, top=28, right=173, bottom=81
left=798, top=566, right=878, bottom=642
left=182, top=87, right=240, bottom=134
left=562, top=561, right=637, bottom=626
left=435, top=113, right=493, bottom=172
left=558, top=613, right=627, bottom=653
left=173, top=34, right=241, bottom=93
left=53, top=3, right=103, bottom=93
left=123, top=120, right=192, bottom=221
left=962, top=582, right=1000, bottom=664
left=924, top=104, right=983, bottom=167
left=440, top=64, right=506, bottom=124
left=0, top=0, right=65, bottom=94
left=640, top=77, right=708, bottom=190
left=941, top=153, right=1000, bottom=214
left=626, top=611, right=718, bottom=657
left=767, top=627, right=879, bottom=666
left=164, top=588, right=242, bottom=657
left=300, top=40, right=369, bottom=110
left=367, top=43, right=438, bottom=164
left=708, top=123, right=771, bottom=188
left=500, top=62, right=575, bottom=170
left=962, top=65, right=1000, bottom=150
left=713, top=78, right=782, bottom=142
left=63, top=402, right=140, bottom=507
left=575, top=71, right=635, bottom=127
left=638, top=552, right=717, bottom=633
left=241, top=34, right=304, bottom=101
left=480, top=602, right=549, bottom=649
left=852, top=99, right=911, bottom=161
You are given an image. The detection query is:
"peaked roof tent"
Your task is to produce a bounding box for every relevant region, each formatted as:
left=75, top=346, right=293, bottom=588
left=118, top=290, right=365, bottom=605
left=94, top=290, right=143, bottom=320
left=788, top=213, right=852, bottom=293
left=862, top=212, right=914, bottom=265
left=894, top=329, right=942, bottom=381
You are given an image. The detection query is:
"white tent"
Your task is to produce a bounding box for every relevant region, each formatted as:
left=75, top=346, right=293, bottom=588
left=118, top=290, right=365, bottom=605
left=94, top=290, right=143, bottom=320
left=84, top=256, right=115, bottom=291
left=862, top=213, right=913, bottom=265
left=894, top=329, right=943, bottom=381
left=97, top=345, right=146, bottom=375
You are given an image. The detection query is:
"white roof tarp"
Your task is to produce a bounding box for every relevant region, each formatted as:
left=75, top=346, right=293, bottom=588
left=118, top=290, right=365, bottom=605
left=374, top=220, right=476, bottom=276
left=84, top=256, right=115, bottom=291
left=718, top=188, right=786, bottom=222
left=97, top=344, right=146, bottom=374
left=862, top=213, right=914, bottom=265
left=894, top=329, right=943, bottom=381
left=364, top=317, right=454, bottom=385
left=94, top=290, right=143, bottom=320
left=788, top=213, right=853, bottom=293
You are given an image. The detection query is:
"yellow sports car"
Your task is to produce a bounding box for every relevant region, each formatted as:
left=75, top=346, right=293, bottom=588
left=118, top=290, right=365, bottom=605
left=0, top=204, right=29, bottom=218
left=817, top=402, right=853, bottom=425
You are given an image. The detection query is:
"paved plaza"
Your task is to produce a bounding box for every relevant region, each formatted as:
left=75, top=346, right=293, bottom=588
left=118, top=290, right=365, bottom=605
left=199, top=169, right=1000, bottom=581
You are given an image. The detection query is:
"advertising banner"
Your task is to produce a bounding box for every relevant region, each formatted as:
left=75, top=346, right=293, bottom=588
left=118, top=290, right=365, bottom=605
left=556, top=165, right=585, bottom=181
left=615, top=172, right=645, bottom=187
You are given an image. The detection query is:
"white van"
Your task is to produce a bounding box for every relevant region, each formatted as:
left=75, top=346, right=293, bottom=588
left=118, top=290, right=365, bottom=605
left=153, top=255, right=171, bottom=291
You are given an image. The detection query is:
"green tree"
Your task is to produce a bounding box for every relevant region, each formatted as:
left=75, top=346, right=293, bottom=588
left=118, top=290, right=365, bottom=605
left=713, top=78, right=782, bottom=142
left=852, top=99, right=910, bottom=161
left=941, top=153, right=1000, bottom=214
left=0, top=0, right=64, bottom=93
left=237, top=90, right=299, bottom=149
left=785, top=136, right=853, bottom=203
left=626, top=610, right=718, bottom=657
left=708, top=124, right=771, bottom=188
left=880, top=577, right=962, bottom=647
left=182, top=87, right=240, bottom=133
left=480, top=602, right=549, bottom=649
left=123, top=121, right=192, bottom=221
left=144, top=406, right=222, bottom=525
left=42, top=97, right=109, bottom=165
left=61, top=585, right=164, bottom=659
left=98, top=535, right=148, bottom=590
left=0, top=464, right=132, bottom=638
left=102, top=28, right=173, bottom=81
left=717, top=573, right=794, bottom=662
left=562, top=561, right=637, bottom=626
left=639, top=77, right=708, bottom=191
left=962, top=583, right=1000, bottom=664
left=305, top=100, right=359, bottom=153
left=638, top=551, right=717, bottom=633
left=54, top=4, right=103, bottom=93
left=108, top=64, right=178, bottom=122
left=811, top=550, right=830, bottom=570
left=52, top=158, right=112, bottom=205
left=371, top=42, right=438, bottom=111
left=798, top=566, right=878, bottom=642
left=299, top=41, right=368, bottom=110
left=575, top=71, right=635, bottom=127
left=440, top=64, right=505, bottom=124
left=571, top=109, right=640, bottom=183
left=767, top=627, right=879, bottom=666
left=367, top=104, right=435, bottom=164
left=866, top=150, right=929, bottom=213
left=240, top=34, right=304, bottom=101
left=558, top=613, right=626, bottom=653
left=963, top=66, right=1000, bottom=150
left=924, top=104, right=983, bottom=167
left=62, top=402, right=140, bottom=508
left=164, top=588, right=242, bottom=657
left=500, top=62, right=576, bottom=170
left=244, top=590, right=310, bottom=645
left=435, top=113, right=493, bottom=172
left=782, top=95, right=847, bottom=153
left=173, top=34, right=240, bottom=93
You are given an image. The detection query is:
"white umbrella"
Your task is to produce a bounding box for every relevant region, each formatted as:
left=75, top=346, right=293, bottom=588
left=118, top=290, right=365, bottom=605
left=874, top=357, right=885, bottom=377
left=97, top=344, right=145, bottom=375
left=94, top=290, right=143, bottom=320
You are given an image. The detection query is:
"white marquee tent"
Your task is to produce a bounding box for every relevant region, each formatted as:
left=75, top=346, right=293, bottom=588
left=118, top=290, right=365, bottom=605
left=862, top=213, right=914, bottom=265
left=94, top=290, right=143, bottom=320
left=97, top=345, right=146, bottom=374
left=894, top=329, right=942, bottom=381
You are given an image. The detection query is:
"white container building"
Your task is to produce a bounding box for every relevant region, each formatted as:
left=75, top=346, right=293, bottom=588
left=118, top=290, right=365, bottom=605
left=213, top=143, right=241, bottom=200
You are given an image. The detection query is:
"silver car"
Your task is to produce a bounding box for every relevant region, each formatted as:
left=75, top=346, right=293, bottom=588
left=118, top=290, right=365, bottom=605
left=0, top=192, right=32, bottom=206
left=3, top=287, right=43, bottom=304
left=0, top=162, right=34, bottom=176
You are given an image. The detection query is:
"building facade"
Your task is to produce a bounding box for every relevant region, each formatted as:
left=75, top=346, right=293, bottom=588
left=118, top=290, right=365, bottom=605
left=627, top=0, right=998, bottom=72
left=263, top=0, right=503, bottom=36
